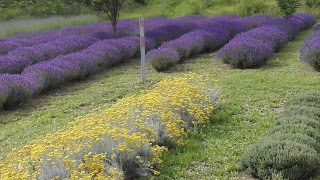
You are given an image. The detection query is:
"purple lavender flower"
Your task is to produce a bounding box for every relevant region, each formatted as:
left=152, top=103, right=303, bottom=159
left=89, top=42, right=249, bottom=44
left=300, top=31, right=320, bottom=71
left=86, top=41, right=123, bottom=67
left=46, top=58, right=82, bottom=81
left=144, top=37, right=158, bottom=51
left=207, top=14, right=239, bottom=23
left=195, top=26, right=231, bottom=51
left=216, top=21, right=247, bottom=37
left=106, top=38, right=139, bottom=60
left=22, top=62, right=67, bottom=90
left=8, top=46, right=45, bottom=64
left=146, top=48, right=181, bottom=71
left=0, top=74, right=34, bottom=107
left=290, top=13, right=317, bottom=29
left=234, top=27, right=289, bottom=50
left=0, top=40, right=24, bottom=55
left=261, top=18, right=298, bottom=39
left=146, top=29, right=175, bottom=46
left=216, top=38, right=274, bottom=68
left=55, top=52, right=101, bottom=79
left=92, top=32, right=114, bottom=40
left=0, top=56, right=33, bottom=74
left=48, top=35, right=97, bottom=55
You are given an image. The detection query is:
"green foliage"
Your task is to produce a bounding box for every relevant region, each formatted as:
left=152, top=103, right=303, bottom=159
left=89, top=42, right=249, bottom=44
left=305, top=0, right=320, bottom=8
left=283, top=105, right=320, bottom=119
left=276, top=0, right=300, bottom=17
left=241, top=92, right=320, bottom=179
left=284, top=92, right=320, bottom=107
left=0, top=13, right=320, bottom=179
left=0, top=0, right=92, bottom=20
left=90, top=0, right=127, bottom=33
left=134, top=0, right=148, bottom=5
left=268, top=124, right=320, bottom=144
left=266, top=132, right=320, bottom=152
left=238, top=1, right=268, bottom=16
left=149, top=57, right=178, bottom=72
left=274, top=116, right=320, bottom=132
left=187, top=0, right=214, bottom=14
left=0, top=15, right=102, bottom=38
left=240, top=139, right=320, bottom=180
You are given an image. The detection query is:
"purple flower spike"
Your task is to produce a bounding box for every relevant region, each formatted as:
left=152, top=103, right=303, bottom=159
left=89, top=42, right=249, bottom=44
left=0, top=56, right=33, bottom=74
left=300, top=31, right=320, bottom=71
left=0, top=74, right=34, bottom=107
left=217, top=38, right=274, bottom=68
left=22, top=62, right=67, bottom=90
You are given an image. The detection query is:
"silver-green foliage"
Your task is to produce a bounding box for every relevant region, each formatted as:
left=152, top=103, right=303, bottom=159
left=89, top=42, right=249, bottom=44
left=240, top=93, right=320, bottom=179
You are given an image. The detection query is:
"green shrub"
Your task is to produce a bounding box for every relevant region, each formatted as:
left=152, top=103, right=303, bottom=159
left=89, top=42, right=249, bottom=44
left=266, top=132, right=320, bottom=152
left=305, top=0, right=320, bottom=8
left=283, top=105, right=320, bottom=120
left=241, top=93, right=320, bottom=180
left=284, top=93, right=320, bottom=108
left=276, top=0, right=300, bottom=17
left=240, top=139, right=320, bottom=180
left=274, top=116, right=320, bottom=131
left=147, top=48, right=181, bottom=72
left=268, top=123, right=320, bottom=142
left=238, top=1, right=268, bottom=16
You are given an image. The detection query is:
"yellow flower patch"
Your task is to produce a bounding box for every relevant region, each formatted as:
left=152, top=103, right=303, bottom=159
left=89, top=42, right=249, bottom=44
left=0, top=73, right=217, bottom=180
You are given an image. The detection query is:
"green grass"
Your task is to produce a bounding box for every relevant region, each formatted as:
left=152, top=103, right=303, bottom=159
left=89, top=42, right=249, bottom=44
left=155, top=28, right=320, bottom=179
left=0, top=25, right=319, bottom=179
left=0, top=14, right=102, bottom=38
left=121, top=0, right=317, bottom=19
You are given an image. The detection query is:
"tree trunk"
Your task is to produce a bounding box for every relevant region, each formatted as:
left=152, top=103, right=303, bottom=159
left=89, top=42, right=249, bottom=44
left=112, top=21, right=117, bottom=35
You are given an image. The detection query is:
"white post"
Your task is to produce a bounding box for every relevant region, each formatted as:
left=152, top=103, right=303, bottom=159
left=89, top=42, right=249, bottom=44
left=139, top=15, right=146, bottom=83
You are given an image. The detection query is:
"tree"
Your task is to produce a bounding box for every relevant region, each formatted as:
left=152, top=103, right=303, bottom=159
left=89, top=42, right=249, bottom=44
left=276, top=0, right=300, bottom=18
left=91, top=0, right=126, bottom=34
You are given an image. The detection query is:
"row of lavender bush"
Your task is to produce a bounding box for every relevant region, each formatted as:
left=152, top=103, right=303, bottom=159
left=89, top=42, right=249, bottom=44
left=146, top=14, right=275, bottom=71
left=0, top=15, right=237, bottom=76
left=0, top=20, right=139, bottom=56
left=300, top=24, right=320, bottom=71
left=216, top=13, right=317, bottom=69
left=0, top=15, right=238, bottom=57
left=0, top=16, right=214, bottom=75
left=0, top=35, right=98, bottom=74
left=0, top=14, right=237, bottom=109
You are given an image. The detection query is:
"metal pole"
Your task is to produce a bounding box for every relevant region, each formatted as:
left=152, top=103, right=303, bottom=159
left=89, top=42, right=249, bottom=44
left=139, top=15, right=146, bottom=83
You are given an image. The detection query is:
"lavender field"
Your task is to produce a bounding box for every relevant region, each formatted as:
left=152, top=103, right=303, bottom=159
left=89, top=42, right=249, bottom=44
left=0, top=12, right=319, bottom=180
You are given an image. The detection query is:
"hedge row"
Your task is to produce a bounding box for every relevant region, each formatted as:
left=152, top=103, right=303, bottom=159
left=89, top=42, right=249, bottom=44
left=217, top=13, right=317, bottom=68
left=146, top=14, right=275, bottom=71
left=1, top=15, right=222, bottom=75
left=0, top=19, right=139, bottom=56
left=240, top=93, right=320, bottom=179
left=300, top=23, right=320, bottom=71
left=0, top=74, right=218, bottom=179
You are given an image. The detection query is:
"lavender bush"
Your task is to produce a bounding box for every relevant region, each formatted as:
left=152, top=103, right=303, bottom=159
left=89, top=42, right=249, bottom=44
left=217, top=38, right=274, bottom=68
left=0, top=75, right=35, bottom=107
left=148, top=14, right=276, bottom=71
left=0, top=14, right=277, bottom=109
left=6, top=35, right=97, bottom=66
left=0, top=19, right=139, bottom=56
left=217, top=13, right=316, bottom=69
left=300, top=31, right=320, bottom=71
left=147, top=48, right=181, bottom=72
left=0, top=56, right=32, bottom=74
